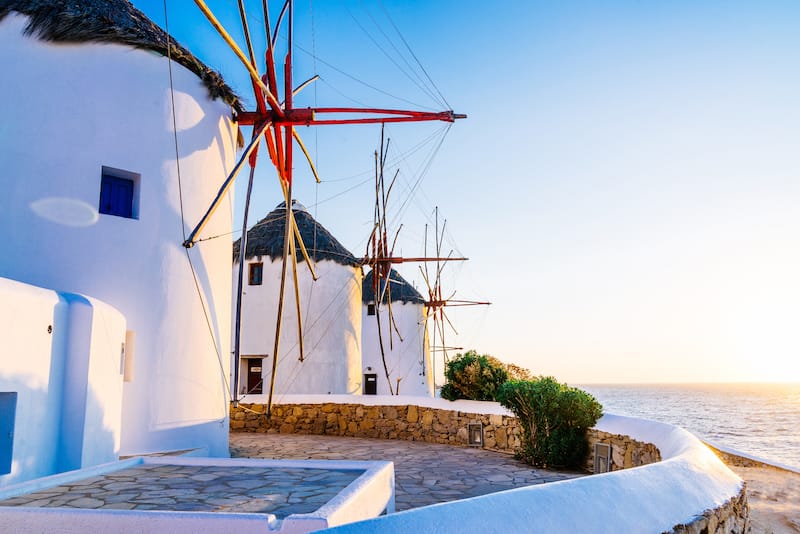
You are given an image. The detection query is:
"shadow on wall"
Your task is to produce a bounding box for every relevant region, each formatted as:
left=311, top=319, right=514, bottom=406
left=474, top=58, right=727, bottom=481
left=0, top=285, right=123, bottom=486
left=0, top=374, right=118, bottom=487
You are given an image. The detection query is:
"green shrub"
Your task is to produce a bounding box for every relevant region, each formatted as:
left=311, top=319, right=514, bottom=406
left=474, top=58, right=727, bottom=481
left=497, top=377, right=602, bottom=469
left=440, top=350, right=509, bottom=401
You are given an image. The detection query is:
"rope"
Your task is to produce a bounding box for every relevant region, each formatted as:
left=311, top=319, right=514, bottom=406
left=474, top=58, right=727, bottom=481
left=163, top=0, right=230, bottom=415
left=347, top=4, right=444, bottom=108
left=377, top=0, right=451, bottom=110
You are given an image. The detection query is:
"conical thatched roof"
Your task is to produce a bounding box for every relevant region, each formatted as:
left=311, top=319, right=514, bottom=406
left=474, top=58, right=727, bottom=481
left=0, top=0, right=241, bottom=110
left=233, top=201, right=360, bottom=267
left=363, top=268, right=425, bottom=305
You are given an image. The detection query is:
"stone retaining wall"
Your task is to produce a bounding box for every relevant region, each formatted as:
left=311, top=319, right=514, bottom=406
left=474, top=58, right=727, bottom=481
left=669, top=485, right=749, bottom=534
left=230, top=402, right=660, bottom=472
left=586, top=428, right=660, bottom=472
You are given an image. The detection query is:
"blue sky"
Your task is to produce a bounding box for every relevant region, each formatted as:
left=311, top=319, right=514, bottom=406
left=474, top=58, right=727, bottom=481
left=135, top=1, right=800, bottom=383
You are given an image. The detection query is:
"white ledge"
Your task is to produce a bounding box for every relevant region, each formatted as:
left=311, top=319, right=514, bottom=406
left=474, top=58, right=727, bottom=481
left=318, top=412, right=743, bottom=533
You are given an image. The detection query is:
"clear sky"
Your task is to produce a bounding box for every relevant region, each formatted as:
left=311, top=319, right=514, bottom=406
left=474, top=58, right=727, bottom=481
left=135, top=0, right=800, bottom=384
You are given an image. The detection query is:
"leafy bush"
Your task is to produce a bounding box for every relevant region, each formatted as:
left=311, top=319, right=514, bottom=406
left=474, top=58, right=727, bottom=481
left=500, top=361, right=534, bottom=381
left=497, top=377, right=603, bottom=469
left=440, top=350, right=509, bottom=401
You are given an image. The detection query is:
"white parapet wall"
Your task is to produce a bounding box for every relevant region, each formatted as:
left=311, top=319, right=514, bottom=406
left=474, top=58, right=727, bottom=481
left=0, top=277, right=126, bottom=486
left=315, top=407, right=744, bottom=533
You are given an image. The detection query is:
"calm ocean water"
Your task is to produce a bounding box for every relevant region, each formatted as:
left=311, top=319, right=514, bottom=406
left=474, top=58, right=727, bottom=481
left=578, top=383, right=800, bottom=469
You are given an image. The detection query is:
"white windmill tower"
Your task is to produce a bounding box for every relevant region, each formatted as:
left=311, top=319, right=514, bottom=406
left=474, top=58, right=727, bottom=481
left=232, top=200, right=363, bottom=398
left=0, top=0, right=240, bottom=459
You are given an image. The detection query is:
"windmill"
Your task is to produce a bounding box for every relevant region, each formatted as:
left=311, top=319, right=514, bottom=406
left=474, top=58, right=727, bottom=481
left=180, top=1, right=464, bottom=414
left=419, top=207, right=491, bottom=387
left=363, top=126, right=478, bottom=395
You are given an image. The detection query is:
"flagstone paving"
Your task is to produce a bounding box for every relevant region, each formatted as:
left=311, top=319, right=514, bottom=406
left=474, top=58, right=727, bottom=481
left=0, top=435, right=584, bottom=516
left=0, top=464, right=361, bottom=518
left=230, top=433, right=584, bottom=511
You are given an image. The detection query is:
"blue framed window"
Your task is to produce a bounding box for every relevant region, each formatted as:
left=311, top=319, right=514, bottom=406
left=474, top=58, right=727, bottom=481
left=249, top=263, right=263, bottom=285
left=99, top=167, right=139, bottom=219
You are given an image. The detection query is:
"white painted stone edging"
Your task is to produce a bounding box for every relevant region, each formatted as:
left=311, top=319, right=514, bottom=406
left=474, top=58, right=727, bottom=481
left=0, top=456, right=394, bottom=534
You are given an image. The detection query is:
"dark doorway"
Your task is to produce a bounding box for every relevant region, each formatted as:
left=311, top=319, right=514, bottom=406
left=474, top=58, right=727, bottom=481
left=364, top=373, right=377, bottom=395
left=247, top=358, right=263, bottom=394
left=0, top=392, right=16, bottom=475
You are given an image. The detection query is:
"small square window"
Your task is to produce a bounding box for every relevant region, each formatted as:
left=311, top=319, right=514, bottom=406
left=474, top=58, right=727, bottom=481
left=367, top=303, right=376, bottom=316
left=249, top=262, right=263, bottom=285
left=99, top=166, right=139, bottom=219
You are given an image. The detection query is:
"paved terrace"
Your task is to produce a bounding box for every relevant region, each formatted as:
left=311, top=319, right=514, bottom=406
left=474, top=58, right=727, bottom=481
left=0, top=435, right=582, bottom=517
left=0, top=463, right=360, bottom=518
left=230, top=433, right=583, bottom=511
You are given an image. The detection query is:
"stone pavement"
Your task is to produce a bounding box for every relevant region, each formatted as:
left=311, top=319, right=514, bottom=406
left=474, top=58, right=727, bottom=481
left=230, top=433, right=583, bottom=511
left=0, top=463, right=360, bottom=518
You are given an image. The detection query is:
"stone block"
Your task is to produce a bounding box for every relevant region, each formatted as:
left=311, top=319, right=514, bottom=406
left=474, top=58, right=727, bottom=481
left=421, top=411, right=434, bottom=426
left=495, top=427, right=508, bottom=449
left=360, top=419, right=375, bottom=430
left=407, top=405, right=418, bottom=423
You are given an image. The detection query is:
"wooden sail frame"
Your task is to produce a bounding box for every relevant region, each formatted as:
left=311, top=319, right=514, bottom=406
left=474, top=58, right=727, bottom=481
left=420, top=207, right=491, bottom=387
left=362, top=127, right=485, bottom=394
left=183, top=0, right=465, bottom=414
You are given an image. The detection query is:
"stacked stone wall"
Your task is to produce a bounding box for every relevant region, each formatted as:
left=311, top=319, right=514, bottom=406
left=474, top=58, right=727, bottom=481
left=230, top=402, right=660, bottom=472
left=669, top=485, right=749, bottom=534
left=586, top=429, right=661, bottom=472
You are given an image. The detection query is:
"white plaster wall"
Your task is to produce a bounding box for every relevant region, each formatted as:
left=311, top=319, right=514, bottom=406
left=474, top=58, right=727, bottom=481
left=78, top=296, right=128, bottom=468
left=0, top=278, right=67, bottom=485
left=233, top=259, right=362, bottom=397
left=58, top=293, right=127, bottom=472
left=0, top=15, right=237, bottom=456
left=361, top=303, right=433, bottom=397
left=0, top=278, right=126, bottom=485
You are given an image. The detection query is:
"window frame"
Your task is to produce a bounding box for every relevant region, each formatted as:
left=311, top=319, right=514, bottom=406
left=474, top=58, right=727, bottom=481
left=99, top=166, right=140, bottom=219
left=248, top=262, right=264, bottom=285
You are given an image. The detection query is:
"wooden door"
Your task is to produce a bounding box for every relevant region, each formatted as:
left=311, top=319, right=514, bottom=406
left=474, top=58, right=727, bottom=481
left=247, top=358, right=263, bottom=394
left=364, top=374, right=377, bottom=395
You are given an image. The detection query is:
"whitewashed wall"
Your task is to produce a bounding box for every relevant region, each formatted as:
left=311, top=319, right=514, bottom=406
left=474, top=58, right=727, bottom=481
left=0, top=278, right=126, bottom=486
left=361, top=303, right=433, bottom=397
left=0, top=14, right=237, bottom=457
left=233, top=259, right=362, bottom=398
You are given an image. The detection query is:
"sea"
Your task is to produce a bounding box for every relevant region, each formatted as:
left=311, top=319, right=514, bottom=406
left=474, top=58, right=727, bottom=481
left=578, top=383, right=800, bottom=470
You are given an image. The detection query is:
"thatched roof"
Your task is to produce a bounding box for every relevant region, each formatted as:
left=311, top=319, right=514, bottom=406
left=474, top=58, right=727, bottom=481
left=363, top=268, right=425, bottom=305
left=233, top=201, right=360, bottom=267
left=0, top=0, right=241, bottom=110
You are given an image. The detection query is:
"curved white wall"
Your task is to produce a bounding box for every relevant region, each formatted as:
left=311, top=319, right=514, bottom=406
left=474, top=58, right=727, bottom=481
left=0, top=14, right=237, bottom=456
left=320, top=411, right=743, bottom=533
left=0, top=277, right=126, bottom=485
left=234, top=259, right=362, bottom=397
left=361, top=303, right=433, bottom=397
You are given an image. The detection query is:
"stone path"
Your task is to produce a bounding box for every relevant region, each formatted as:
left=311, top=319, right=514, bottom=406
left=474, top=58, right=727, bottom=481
left=0, top=463, right=360, bottom=518
left=230, top=433, right=583, bottom=511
